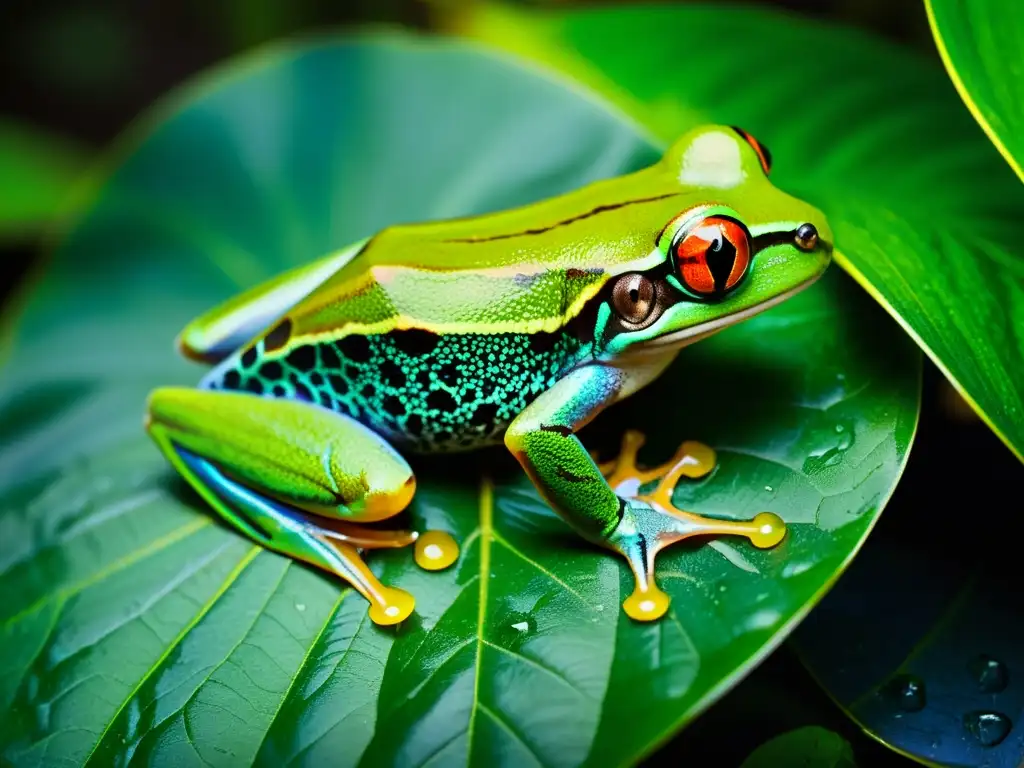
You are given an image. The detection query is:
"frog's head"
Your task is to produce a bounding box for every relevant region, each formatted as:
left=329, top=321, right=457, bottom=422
left=601, top=124, right=832, bottom=357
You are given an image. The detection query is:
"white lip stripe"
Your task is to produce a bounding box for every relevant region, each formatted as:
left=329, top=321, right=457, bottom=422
left=643, top=274, right=823, bottom=349
left=748, top=221, right=805, bottom=237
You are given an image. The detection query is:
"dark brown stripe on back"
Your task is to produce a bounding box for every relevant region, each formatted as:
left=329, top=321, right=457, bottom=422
left=443, top=192, right=679, bottom=243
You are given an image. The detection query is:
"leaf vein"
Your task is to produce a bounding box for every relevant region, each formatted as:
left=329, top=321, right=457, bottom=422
left=82, top=545, right=260, bottom=765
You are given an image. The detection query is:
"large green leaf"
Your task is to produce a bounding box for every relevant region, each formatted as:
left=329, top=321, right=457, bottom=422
left=926, top=0, right=1024, bottom=183
left=449, top=2, right=1024, bottom=463
left=0, top=33, right=919, bottom=766
left=0, top=119, right=86, bottom=241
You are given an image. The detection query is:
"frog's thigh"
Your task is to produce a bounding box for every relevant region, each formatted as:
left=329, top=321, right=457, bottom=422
left=146, top=386, right=417, bottom=625
left=148, top=386, right=414, bottom=520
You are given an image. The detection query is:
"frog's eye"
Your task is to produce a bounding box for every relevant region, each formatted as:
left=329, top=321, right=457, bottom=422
left=730, top=126, right=772, bottom=176
left=671, top=215, right=751, bottom=299
left=611, top=273, right=657, bottom=325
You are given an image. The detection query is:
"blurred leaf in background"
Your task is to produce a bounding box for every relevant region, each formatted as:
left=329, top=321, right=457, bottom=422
left=0, top=119, right=86, bottom=243
left=740, top=726, right=857, bottom=768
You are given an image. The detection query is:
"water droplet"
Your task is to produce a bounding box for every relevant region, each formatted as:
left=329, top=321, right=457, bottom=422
left=718, top=584, right=727, bottom=593
left=802, top=420, right=855, bottom=473
left=623, top=585, right=670, bottom=621
left=963, top=711, right=1012, bottom=747
left=881, top=674, right=926, bottom=712
left=595, top=604, right=604, bottom=612
left=496, top=611, right=536, bottom=650
left=968, top=654, right=1009, bottom=693
left=764, top=485, right=774, bottom=492
left=295, top=603, right=306, bottom=612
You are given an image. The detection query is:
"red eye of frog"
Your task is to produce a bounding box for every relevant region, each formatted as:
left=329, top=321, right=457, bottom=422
left=672, top=216, right=751, bottom=298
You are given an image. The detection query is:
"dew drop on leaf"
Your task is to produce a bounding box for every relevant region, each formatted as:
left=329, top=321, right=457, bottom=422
left=881, top=674, right=926, bottom=712
left=968, top=654, right=1009, bottom=693
left=802, top=420, right=856, bottom=473
left=963, top=710, right=1012, bottom=747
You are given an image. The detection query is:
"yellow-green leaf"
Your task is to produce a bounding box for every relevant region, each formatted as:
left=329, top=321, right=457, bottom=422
left=926, top=0, right=1024, bottom=183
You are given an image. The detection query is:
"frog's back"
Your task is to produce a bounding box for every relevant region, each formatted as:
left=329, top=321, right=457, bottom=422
left=281, top=165, right=684, bottom=342
left=203, top=164, right=684, bottom=451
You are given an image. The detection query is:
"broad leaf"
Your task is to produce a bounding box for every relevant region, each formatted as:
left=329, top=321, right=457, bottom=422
left=0, top=119, right=86, bottom=241
left=448, top=1, right=1024, bottom=462
left=740, top=727, right=856, bottom=768
left=926, top=0, right=1024, bottom=183
left=0, top=33, right=919, bottom=767
left=793, top=410, right=1024, bottom=767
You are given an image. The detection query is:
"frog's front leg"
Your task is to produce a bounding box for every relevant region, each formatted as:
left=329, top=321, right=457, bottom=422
left=145, top=388, right=453, bottom=626
left=505, top=365, right=786, bottom=622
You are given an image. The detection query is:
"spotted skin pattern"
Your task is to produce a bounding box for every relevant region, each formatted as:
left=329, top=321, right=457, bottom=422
left=206, top=328, right=589, bottom=453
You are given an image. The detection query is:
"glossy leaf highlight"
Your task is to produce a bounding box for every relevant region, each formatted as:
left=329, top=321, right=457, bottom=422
left=926, top=0, right=1024, bottom=183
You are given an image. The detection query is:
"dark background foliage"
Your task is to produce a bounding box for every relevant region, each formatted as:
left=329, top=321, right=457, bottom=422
left=0, top=1, right=1016, bottom=766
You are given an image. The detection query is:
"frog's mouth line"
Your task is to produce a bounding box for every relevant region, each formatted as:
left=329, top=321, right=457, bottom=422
left=635, top=273, right=824, bottom=353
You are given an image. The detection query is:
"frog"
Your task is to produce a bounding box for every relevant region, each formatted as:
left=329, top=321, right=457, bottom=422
left=145, top=124, right=832, bottom=626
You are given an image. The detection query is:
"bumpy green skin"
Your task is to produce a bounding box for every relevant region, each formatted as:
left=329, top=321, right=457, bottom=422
left=506, top=365, right=625, bottom=539
left=146, top=124, right=834, bottom=621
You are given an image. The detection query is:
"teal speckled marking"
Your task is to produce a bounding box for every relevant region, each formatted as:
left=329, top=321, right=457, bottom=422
left=205, top=328, right=588, bottom=452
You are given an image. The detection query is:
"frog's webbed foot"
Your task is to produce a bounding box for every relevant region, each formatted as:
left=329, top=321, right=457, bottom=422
left=598, top=430, right=787, bottom=622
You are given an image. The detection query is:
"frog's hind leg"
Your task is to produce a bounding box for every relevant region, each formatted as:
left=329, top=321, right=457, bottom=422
left=146, top=386, right=421, bottom=625
left=599, top=430, right=786, bottom=621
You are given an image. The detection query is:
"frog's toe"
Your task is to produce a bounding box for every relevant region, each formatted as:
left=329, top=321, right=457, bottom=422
left=414, top=530, right=460, bottom=571
left=608, top=499, right=788, bottom=622
left=367, top=583, right=417, bottom=626
left=602, top=436, right=788, bottom=622
left=601, top=430, right=716, bottom=492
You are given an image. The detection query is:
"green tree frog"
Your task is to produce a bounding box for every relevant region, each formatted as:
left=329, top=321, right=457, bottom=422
left=146, top=125, right=832, bottom=626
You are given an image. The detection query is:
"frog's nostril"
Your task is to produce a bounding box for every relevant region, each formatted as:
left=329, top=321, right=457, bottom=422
left=794, top=223, right=819, bottom=252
